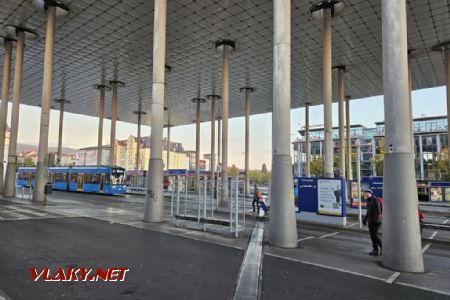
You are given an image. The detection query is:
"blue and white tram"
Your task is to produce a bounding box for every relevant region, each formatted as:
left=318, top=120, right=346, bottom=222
left=17, top=166, right=126, bottom=195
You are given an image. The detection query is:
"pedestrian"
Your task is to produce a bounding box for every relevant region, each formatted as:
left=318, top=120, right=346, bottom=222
left=252, top=184, right=259, bottom=213
left=362, top=189, right=382, bottom=256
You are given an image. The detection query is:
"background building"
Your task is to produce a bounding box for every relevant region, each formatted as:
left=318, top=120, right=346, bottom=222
left=293, top=115, right=449, bottom=181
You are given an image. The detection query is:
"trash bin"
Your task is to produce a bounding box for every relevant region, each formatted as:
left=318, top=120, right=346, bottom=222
left=44, top=182, right=53, bottom=195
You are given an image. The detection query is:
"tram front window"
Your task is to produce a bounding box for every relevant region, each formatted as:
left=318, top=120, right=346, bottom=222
left=111, top=168, right=125, bottom=185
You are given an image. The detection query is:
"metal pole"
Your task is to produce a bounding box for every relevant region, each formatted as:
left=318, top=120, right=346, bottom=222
left=419, top=135, right=424, bottom=180
left=445, top=47, right=450, bottom=177
left=195, top=99, right=201, bottom=186
left=323, top=7, right=333, bottom=178
left=337, top=67, right=346, bottom=178
left=269, top=0, right=298, bottom=248
left=144, top=0, right=167, bottom=222
left=166, top=124, right=171, bottom=170
left=211, top=96, right=216, bottom=193
left=109, top=82, right=118, bottom=166
left=96, top=85, right=106, bottom=166
left=4, top=30, right=26, bottom=197
left=345, top=96, right=353, bottom=181
left=305, top=102, right=311, bottom=177
left=136, top=110, right=142, bottom=171
left=220, top=43, right=231, bottom=202
left=356, top=139, right=362, bottom=228
left=0, top=39, right=13, bottom=194
left=381, top=0, right=424, bottom=272
left=33, top=7, right=56, bottom=202
left=56, top=101, right=64, bottom=166
left=241, top=87, right=253, bottom=196
left=218, top=116, right=221, bottom=173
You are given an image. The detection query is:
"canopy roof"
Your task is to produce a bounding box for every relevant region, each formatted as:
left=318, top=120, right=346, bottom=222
left=0, top=0, right=449, bottom=127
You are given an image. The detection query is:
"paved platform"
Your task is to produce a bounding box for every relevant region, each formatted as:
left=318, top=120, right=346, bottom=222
left=0, top=191, right=449, bottom=299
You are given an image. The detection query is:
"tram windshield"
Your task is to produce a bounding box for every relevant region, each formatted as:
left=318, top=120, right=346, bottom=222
left=111, top=168, right=125, bottom=185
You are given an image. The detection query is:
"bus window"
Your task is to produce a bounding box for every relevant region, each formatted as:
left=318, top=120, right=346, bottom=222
left=54, top=173, right=67, bottom=183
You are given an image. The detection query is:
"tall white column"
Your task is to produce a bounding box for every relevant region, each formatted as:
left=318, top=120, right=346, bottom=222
left=0, top=38, right=13, bottom=194
left=305, top=102, right=311, bottom=177
left=207, top=94, right=220, bottom=190
left=55, top=99, right=70, bottom=166
left=193, top=97, right=205, bottom=184
left=109, top=80, right=124, bottom=166
left=134, top=108, right=146, bottom=170
left=217, top=116, right=221, bottom=172
left=144, top=0, right=167, bottom=222
left=381, top=0, right=424, bottom=272
left=215, top=39, right=235, bottom=201
left=345, top=95, right=353, bottom=181
left=445, top=46, right=450, bottom=176
left=33, top=6, right=57, bottom=202
left=336, top=66, right=346, bottom=178
left=322, top=8, right=333, bottom=178
left=241, top=87, right=254, bottom=196
left=270, top=0, right=298, bottom=248
left=95, top=84, right=109, bottom=166
left=4, top=27, right=32, bottom=197
left=166, top=124, right=171, bottom=171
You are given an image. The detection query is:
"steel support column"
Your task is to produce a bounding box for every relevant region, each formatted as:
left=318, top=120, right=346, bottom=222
left=133, top=108, right=146, bottom=171
left=95, top=84, right=109, bottom=166
left=446, top=47, right=450, bottom=176
left=305, top=102, right=311, bottom=177
left=381, top=0, right=424, bottom=272
left=55, top=98, right=70, bottom=166
left=216, top=39, right=235, bottom=202
left=192, top=97, right=205, bottom=186
left=108, top=80, right=124, bottom=166
left=207, top=94, right=220, bottom=192
left=345, top=95, right=352, bottom=181
left=336, top=66, right=346, bottom=178
left=322, top=8, right=333, bottom=178
left=269, top=0, right=298, bottom=248
left=0, top=38, right=13, bottom=194
left=240, top=87, right=254, bottom=196
left=33, top=7, right=57, bottom=202
left=144, top=0, right=167, bottom=222
left=5, top=28, right=29, bottom=197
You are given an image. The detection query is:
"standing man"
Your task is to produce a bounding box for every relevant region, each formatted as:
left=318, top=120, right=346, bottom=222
left=363, top=189, right=382, bottom=256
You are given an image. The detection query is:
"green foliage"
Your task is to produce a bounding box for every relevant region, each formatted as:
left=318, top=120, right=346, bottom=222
left=249, top=169, right=271, bottom=185
left=228, top=164, right=240, bottom=177
left=310, top=157, right=324, bottom=177
left=17, top=157, right=35, bottom=169
left=261, top=163, right=268, bottom=173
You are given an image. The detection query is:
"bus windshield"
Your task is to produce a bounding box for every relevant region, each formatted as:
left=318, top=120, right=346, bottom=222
left=111, top=168, right=125, bottom=185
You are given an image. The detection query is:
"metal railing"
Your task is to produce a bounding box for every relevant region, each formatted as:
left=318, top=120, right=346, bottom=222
left=169, top=176, right=246, bottom=237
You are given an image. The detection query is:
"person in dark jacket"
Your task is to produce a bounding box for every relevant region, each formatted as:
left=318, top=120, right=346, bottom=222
left=363, top=189, right=382, bottom=256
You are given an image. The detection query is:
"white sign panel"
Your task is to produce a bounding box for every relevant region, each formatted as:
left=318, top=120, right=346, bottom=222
left=317, top=179, right=343, bottom=216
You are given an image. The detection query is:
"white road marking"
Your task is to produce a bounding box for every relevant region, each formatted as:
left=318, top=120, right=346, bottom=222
left=396, top=282, right=450, bottom=297
left=442, top=219, right=448, bottom=225
left=297, top=236, right=314, bottom=242
left=319, top=232, right=339, bottom=239
left=265, top=252, right=386, bottom=282
left=7, top=206, right=47, bottom=217
left=385, top=272, right=401, bottom=284
left=429, top=231, right=438, bottom=240
left=422, top=243, right=431, bottom=254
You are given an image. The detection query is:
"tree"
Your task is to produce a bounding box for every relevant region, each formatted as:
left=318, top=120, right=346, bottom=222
left=261, top=163, right=268, bottom=173
left=435, top=147, right=449, bottom=181
left=310, top=157, right=324, bottom=177
left=228, top=164, right=240, bottom=176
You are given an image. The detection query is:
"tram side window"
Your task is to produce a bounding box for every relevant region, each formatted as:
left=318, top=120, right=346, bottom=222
left=104, top=174, right=110, bottom=184
left=85, top=174, right=99, bottom=184
left=18, top=172, right=31, bottom=180
left=54, top=173, right=67, bottom=183
left=70, top=173, right=78, bottom=183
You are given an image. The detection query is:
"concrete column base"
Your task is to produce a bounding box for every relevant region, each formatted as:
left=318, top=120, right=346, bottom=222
left=144, top=158, right=165, bottom=223
left=382, top=153, right=424, bottom=272
left=33, top=162, right=47, bottom=203
left=4, top=162, right=17, bottom=197
left=269, top=154, right=298, bottom=248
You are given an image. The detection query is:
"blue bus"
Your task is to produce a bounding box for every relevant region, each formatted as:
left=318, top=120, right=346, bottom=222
left=17, top=166, right=126, bottom=195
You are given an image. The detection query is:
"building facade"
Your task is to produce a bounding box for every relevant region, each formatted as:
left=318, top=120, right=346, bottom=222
left=293, top=116, right=449, bottom=180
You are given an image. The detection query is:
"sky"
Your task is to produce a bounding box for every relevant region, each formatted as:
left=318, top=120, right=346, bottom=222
left=4, top=85, right=447, bottom=171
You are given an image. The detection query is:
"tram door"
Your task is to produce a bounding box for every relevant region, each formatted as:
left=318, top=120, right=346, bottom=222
left=77, top=173, right=84, bottom=192
left=99, top=173, right=105, bottom=193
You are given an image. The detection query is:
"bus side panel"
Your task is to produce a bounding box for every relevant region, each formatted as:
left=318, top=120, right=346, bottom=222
left=53, top=182, right=68, bottom=191
left=69, top=183, right=78, bottom=192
